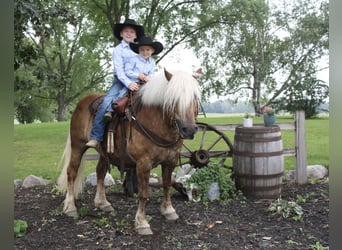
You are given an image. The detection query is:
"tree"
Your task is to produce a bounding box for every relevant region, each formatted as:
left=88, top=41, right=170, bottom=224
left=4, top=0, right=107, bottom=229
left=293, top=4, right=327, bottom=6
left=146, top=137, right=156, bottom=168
left=87, top=0, right=218, bottom=63
left=272, top=76, right=329, bottom=118
left=15, top=0, right=328, bottom=121
left=14, top=0, right=112, bottom=122
left=190, top=0, right=328, bottom=116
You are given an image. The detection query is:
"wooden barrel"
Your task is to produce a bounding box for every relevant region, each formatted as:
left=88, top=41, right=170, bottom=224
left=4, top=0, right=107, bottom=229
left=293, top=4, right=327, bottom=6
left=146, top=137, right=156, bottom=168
left=233, top=125, right=284, bottom=199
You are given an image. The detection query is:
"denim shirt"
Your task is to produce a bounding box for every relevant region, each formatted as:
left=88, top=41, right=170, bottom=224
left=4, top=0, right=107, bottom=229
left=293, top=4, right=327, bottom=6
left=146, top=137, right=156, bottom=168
left=112, top=40, right=137, bottom=87
left=124, top=54, right=156, bottom=83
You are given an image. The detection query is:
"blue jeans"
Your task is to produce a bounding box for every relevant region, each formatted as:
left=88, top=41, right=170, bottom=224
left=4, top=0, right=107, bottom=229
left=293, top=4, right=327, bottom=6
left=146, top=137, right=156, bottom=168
left=89, top=77, right=128, bottom=141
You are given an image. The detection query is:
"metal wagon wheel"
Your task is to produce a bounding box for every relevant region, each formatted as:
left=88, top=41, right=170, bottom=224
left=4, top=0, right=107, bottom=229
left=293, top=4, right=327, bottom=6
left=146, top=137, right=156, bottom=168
left=173, top=122, right=234, bottom=195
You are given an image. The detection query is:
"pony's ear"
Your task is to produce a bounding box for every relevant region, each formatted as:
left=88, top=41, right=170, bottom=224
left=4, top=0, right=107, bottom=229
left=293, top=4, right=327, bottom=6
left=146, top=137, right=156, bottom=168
left=164, top=68, right=173, bottom=81
left=192, top=67, right=202, bottom=80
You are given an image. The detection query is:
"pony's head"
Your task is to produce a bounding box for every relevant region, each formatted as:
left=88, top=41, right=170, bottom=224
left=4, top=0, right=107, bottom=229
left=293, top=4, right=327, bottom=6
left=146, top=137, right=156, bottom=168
left=138, top=69, right=201, bottom=139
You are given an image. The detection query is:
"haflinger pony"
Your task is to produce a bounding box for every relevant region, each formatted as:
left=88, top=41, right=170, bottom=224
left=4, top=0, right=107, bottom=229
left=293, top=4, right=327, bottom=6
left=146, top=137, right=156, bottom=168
left=57, top=69, right=201, bottom=235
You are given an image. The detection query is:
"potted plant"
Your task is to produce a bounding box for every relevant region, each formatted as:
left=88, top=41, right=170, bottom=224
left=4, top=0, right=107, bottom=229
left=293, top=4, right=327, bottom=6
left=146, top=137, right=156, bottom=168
left=263, top=107, right=276, bottom=127
left=243, top=113, right=253, bottom=127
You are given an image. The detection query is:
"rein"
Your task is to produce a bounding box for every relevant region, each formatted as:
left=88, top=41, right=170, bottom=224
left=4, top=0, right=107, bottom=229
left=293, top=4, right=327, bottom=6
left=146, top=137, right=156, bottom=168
left=131, top=118, right=181, bottom=148
left=129, top=93, right=181, bottom=148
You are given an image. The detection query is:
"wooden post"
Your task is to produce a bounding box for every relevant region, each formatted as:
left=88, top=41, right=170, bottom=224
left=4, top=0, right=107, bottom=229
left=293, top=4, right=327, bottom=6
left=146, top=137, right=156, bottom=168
left=295, top=110, right=307, bottom=184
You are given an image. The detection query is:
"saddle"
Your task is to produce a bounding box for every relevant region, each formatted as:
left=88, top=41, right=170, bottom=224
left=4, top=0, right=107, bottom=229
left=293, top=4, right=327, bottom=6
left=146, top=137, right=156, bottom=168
left=112, top=95, right=129, bottom=116
left=88, top=92, right=135, bottom=152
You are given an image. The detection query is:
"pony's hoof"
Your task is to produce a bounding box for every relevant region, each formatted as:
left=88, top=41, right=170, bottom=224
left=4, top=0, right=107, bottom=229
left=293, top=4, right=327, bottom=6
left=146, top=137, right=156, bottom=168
left=65, top=210, right=78, bottom=217
left=101, top=205, right=114, bottom=212
left=163, top=212, right=179, bottom=221
left=136, top=227, right=153, bottom=235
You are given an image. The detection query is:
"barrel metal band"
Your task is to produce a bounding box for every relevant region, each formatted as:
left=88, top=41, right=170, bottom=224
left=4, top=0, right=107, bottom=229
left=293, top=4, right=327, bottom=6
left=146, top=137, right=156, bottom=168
left=236, top=126, right=280, bottom=134
left=233, top=150, right=283, bottom=157
left=235, top=172, right=283, bottom=179
left=234, top=135, right=282, bottom=142
left=241, top=184, right=283, bottom=192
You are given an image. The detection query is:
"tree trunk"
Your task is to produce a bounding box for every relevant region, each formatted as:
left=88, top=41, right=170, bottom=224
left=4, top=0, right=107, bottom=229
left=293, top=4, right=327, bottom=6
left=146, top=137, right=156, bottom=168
left=56, top=91, right=66, bottom=121
left=57, top=104, right=66, bottom=121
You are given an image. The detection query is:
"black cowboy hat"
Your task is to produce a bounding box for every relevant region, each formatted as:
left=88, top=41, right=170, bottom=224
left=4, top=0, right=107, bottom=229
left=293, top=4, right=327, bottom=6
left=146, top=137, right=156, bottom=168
left=129, top=36, right=164, bottom=55
left=113, top=18, right=145, bottom=41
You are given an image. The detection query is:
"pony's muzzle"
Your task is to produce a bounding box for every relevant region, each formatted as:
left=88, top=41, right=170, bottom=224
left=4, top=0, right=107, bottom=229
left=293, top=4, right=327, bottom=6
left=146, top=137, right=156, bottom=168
left=179, top=123, right=198, bottom=139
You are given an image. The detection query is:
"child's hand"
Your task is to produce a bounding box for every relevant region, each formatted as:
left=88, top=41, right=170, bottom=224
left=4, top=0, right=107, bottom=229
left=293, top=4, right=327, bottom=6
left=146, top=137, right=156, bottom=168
left=138, top=73, right=149, bottom=82
left=128, top=82, right=139, bottom=91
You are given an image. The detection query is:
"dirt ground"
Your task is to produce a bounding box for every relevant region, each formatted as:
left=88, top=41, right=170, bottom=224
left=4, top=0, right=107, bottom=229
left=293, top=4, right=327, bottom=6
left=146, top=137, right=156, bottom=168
left=14, top=179, right=329, bottom=250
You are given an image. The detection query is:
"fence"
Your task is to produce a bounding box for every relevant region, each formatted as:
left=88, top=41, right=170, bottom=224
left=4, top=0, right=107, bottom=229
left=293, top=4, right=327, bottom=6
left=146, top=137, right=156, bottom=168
left=84, top=110, right=307, bottom=184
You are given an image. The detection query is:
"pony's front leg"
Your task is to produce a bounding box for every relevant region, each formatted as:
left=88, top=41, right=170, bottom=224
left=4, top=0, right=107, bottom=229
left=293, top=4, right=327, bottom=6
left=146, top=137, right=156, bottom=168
left=160, top=163, right=179, bottom=221
left=94, top=158, right=114, bottom=212
left=134, top=160, right=153, bottom=235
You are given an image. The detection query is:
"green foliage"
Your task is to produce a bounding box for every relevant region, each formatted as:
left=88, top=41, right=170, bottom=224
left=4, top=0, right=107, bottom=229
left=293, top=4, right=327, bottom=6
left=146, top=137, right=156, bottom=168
left=310, top=241, right=329, bottom=250
left=268, top=199, right=303, bottom=221
left=286, top=239, right=302, bottom=246
left=272, top=77, right=328, bottom=118
left=192, top=0, right=328, bottom=113
left=244, top=113, right=253, bottom=118
left=296, top=193, right=314, bottom=203
left=14, top=219, right=28, bottom=237
left=78, top=207, right=90, bottom=217
left=116, top=218, right=129, bottom=227
left=49, top=207, right=64, bottom=216
left=92, top=217, right=109, bottom=227
left=15, top=0, right=328, bottom=120
left=14, top=0, right=111, bottom=122
left=185, top=162, right=237, bottom=206
left=265, top=107, right=275, bottom=115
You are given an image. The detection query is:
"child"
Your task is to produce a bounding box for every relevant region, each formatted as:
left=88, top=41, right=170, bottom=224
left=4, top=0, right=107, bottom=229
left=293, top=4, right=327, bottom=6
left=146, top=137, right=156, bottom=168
left=110, top=36, right=164, bottom=110
left=86, top=18, right=144, bottom=148
left=125, top=36, right=163, bottom=86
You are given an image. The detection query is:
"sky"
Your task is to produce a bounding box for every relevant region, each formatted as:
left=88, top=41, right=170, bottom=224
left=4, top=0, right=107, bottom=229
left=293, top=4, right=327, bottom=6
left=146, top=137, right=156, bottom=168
left=158, top=45, right=201, bottom=74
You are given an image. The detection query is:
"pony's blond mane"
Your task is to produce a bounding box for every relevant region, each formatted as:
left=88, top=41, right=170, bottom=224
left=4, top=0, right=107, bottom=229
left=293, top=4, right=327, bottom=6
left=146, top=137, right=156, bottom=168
left=139, top=70, right=201, bottom=118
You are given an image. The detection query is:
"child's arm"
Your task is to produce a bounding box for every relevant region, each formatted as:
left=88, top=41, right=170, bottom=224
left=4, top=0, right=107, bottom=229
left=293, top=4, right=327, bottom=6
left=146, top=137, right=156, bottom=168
left=142, top=60, right=156, bottom=82
left=125, top=57, right=153, bottom=82
left=112, top=47, right=135, bottom=88
left=146, top=60, right=156, bottom=77
left=124, top=59, right=139, bottom=81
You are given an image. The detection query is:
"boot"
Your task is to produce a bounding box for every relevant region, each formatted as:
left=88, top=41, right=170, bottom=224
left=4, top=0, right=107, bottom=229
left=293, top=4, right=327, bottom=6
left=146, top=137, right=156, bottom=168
left=86, top=139, right=99, bottom=148
left=104, top=111, right=113, bottom=123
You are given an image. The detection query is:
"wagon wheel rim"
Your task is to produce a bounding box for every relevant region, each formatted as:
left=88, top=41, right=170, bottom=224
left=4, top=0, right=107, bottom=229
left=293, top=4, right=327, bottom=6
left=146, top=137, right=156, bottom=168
left=179, top=122, right=233, bottom=168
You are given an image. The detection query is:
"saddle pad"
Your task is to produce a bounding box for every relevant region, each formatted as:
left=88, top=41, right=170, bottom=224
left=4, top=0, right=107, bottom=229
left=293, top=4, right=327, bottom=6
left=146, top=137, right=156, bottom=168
left=88, top=95, right=105, bottom=115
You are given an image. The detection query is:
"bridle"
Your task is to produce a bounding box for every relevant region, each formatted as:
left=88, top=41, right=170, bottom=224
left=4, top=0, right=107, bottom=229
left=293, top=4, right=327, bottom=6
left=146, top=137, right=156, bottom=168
left=128, top=92, right=182, bottom=148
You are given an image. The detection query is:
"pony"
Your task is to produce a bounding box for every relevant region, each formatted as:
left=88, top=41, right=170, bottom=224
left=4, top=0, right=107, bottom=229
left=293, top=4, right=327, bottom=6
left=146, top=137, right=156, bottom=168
left=57, top=69, right=201, bottom=235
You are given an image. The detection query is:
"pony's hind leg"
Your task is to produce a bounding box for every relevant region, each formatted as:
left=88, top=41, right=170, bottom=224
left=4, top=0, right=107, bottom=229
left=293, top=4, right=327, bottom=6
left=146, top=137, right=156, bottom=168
left=94, top=157, right=114, bottom=212
left=63, top=152, right=85, bottom=217
left=160, top=163, right=179, bottom=221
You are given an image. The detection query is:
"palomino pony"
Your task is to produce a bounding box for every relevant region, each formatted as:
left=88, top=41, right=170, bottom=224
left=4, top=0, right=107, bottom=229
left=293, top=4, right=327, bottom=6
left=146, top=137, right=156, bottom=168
left=57, top=69, right=201, bottom=235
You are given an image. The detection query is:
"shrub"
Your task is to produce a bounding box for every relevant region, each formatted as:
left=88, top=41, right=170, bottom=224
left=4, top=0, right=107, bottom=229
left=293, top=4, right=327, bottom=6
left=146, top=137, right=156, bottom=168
left=185, top=162, right=237, bottom=206
left=14, top=219, right=28, bottom=237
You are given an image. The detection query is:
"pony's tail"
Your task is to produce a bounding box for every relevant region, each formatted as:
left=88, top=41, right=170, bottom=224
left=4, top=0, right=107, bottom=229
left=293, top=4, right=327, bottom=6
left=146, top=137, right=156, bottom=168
left=57, top=133, right=85, bottom=198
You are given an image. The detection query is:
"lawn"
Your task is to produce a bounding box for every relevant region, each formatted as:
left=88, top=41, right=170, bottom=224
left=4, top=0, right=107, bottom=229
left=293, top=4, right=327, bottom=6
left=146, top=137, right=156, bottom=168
left=13, top=114, right=329, bottom=181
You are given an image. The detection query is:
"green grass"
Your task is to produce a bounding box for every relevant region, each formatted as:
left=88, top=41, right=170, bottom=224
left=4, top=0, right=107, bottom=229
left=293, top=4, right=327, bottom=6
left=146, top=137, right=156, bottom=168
left=14, top=122, right=70, bottom=180
left=13, top=114, right=329, bottom=181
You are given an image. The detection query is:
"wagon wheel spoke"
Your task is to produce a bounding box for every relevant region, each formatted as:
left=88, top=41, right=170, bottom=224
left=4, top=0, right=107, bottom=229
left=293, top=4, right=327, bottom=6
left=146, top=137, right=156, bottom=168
left=198, top=124, right=207, bottom=150
left=178, top=122, right=233, bottom=169
left=207, top=135, right=226, bottom=151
